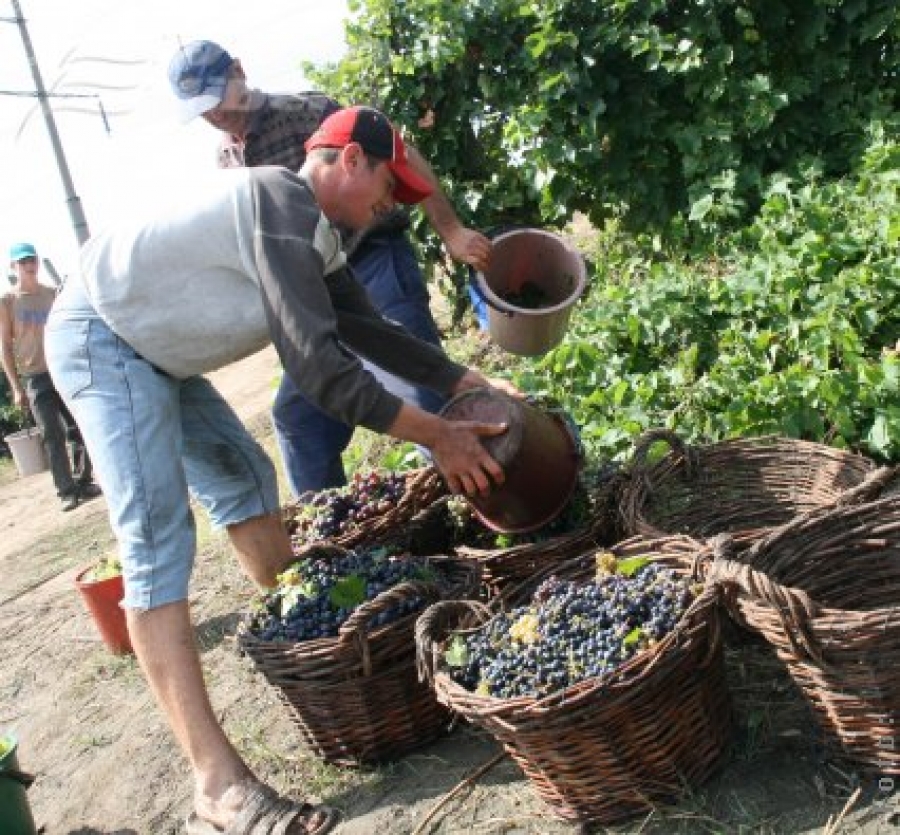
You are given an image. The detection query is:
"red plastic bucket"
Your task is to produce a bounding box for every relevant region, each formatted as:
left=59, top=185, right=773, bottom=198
left=74, top=565, right=133, bottom=655
left=439, top=389, right=582, bottom=533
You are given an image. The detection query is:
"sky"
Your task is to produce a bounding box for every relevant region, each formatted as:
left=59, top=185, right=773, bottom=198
left=1, top=0, right=350, bottom=280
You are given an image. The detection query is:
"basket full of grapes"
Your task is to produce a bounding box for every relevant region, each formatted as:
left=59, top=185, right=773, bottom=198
left=284, top=467, right=449, bottom=553
left=415, top=535, right=732, bottom=826
left=238, top=544, right=479, bottom=766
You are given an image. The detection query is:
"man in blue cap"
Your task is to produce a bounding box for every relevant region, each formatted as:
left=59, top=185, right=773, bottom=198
left=167, top=40, right=492, bottom=498
left=1, top=242, right=100, bottom=510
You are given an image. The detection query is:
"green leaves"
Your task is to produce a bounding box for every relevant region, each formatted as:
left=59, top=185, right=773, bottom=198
left=444, top=634, right=469, bottom=668
left=329, top=574, right=368, bottom=610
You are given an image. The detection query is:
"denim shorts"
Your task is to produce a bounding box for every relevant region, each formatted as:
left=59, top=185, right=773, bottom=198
left=45, top=280, right=280, bottom=610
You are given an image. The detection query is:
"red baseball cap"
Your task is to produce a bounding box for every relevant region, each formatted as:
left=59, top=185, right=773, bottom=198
left=305, top=106, right=433, bottom=204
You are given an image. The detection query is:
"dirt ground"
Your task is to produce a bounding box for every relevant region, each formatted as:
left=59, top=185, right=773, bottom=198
left=2, top=346, right=899, bottom=835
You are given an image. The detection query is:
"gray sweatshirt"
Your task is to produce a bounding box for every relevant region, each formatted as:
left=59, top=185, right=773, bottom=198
left=79, top=165, right=465, bottom=433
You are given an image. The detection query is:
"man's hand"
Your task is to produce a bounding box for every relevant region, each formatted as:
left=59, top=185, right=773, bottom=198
left=430, top=419, right=507, bottom=496
left=452, top=370, right=523, bottom=400
left=443, top=227, right=492, bottom=274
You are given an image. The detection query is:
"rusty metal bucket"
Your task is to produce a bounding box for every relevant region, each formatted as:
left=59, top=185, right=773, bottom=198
left=439, top=389, right=583, bottom=533
left=472, top=228, right=586, bottom=356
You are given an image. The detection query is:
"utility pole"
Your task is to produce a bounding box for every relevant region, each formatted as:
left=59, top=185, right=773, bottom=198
left=9, top=0, right=90, bottom=246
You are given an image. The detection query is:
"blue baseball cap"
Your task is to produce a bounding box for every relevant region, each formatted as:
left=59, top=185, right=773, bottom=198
left=168, top=40, right=233, bottom=123
left=9, top=242, right=37, bottom=262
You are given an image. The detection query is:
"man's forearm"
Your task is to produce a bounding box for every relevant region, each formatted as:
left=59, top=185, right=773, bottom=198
left=405, top=145, right=465, bottom=241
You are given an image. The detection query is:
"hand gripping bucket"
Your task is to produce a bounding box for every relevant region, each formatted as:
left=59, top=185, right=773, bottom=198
left=439, top=389, right=583, bottom=533
left=471, top=228, right=586, bottom=356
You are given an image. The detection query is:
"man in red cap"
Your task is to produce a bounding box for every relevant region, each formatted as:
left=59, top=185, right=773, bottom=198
left=46, top=105, right=516, bottom=834
left=167, top=41, right=490, bottom=499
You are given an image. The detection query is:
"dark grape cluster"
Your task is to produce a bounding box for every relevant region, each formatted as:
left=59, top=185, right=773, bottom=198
left=290, top=471, right=407, bottom=542
left=249, top=548, right=434, bottom=643
left=447, top=559, right=695, bottom=699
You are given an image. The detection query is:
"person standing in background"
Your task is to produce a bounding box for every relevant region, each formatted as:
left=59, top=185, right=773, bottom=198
left=168, top=39, right=492, bottom=496
left=0, top=243, right=100, bottom=511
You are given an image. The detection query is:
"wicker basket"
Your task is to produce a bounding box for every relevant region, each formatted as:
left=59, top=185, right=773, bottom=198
left=705, top=494, right=900, bottom=775
left=238, top=553, right=479, bottom=766
left=619, top=430, right=877, bottom=543
left=416, top=536, right=732, bottom=825
left=284, top=467, right=447, bottom=551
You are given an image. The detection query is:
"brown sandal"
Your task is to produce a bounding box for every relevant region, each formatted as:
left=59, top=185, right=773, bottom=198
left=185, top=783, right=339, bottom=835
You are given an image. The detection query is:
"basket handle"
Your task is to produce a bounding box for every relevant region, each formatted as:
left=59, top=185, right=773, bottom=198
left=398, top=467, right=447, bottom=511
left=629, top=428, right=694, bottom=475
left=705, top=536, right=824, bottom=665
left=414, top=598, right=493, bottom=687
left=835, top=465, right=900, bottom=508
left=337, top=578, right=444, bottom=675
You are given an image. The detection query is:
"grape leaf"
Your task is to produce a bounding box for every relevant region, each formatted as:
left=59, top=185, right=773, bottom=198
left=444, top=634, right=469, bottom=668
left=623, top=627, right=645, bottom=647
left=329, top=574, right=367, bottom=610
left=616, top=556, right=650, bottom=577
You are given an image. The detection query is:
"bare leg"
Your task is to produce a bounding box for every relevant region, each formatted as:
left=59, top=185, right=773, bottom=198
left=227, top=510, right=295, bottom=588
left=126, top=601, right=256, bottom=828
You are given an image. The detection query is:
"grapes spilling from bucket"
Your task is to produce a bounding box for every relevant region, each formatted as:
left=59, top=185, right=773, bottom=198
left=445, top=554, right=697, bottom=699
left=248, top=547, right=436, bottom=642
left=287, top=471, right=407, bottom=543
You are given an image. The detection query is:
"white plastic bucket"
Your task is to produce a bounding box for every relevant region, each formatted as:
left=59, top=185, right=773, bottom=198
left=4, top=428, right=48, bottom=477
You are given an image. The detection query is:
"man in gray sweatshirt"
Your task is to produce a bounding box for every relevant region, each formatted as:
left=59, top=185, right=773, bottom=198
left=46, top=106, right=513, bottom=835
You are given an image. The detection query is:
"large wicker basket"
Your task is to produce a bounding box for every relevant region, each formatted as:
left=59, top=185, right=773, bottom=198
left=238, top=553, right=479, bottom=766
left=619, top=430, right=877, bottom=542
left=705, top=494, right=900, bottom=775
left=284, top=467, right=447, bottom=551
left=416, top=536, right=732, bottom=825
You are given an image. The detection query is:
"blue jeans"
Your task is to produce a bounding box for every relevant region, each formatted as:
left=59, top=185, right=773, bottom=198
left=272, top=231, right=445, bottom=495
left=45, top=280, right=280, bottom=610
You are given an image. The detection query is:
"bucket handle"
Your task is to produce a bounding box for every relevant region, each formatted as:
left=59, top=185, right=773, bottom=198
left=1, top=767, right=35, bottom=788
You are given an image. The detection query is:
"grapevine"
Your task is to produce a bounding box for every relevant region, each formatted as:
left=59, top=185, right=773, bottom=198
left=445, top=555, right=697, bottom=699
left=248, top=547, right=436, bottom=643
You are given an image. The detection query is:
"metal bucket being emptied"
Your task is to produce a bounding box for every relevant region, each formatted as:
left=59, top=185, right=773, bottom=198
left=472, top=228, right=587, bottom=356
left=439, top=388, right=582, bottom=533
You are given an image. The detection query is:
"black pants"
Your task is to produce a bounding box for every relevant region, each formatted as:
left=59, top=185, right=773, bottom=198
left=23, top=372, right=92, bottom=497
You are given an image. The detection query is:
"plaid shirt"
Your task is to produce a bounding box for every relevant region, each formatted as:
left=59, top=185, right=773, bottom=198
left=217, top=91, right=410, bottom=243
left=217, top=92, right=340, bottom=170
